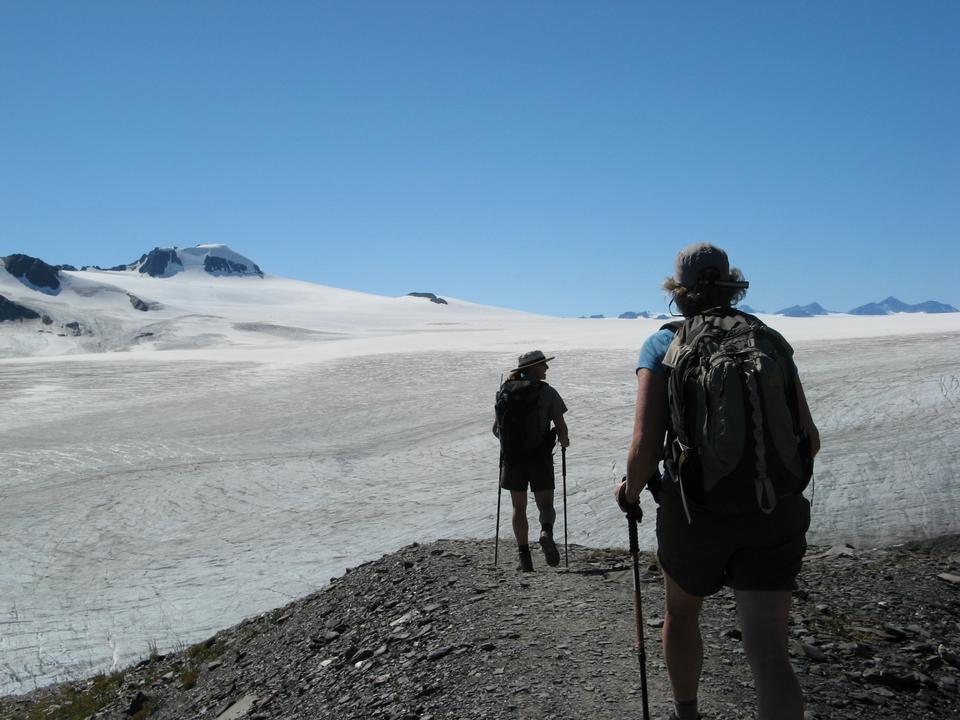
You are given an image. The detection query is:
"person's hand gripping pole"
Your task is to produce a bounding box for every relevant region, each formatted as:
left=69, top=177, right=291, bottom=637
left=617, top=478, right=650, bottom=720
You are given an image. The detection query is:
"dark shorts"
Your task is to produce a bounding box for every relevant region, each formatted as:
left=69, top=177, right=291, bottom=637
left=500, top=454, right=555, bottom=493
left=655, top=482, right=810, bottom=597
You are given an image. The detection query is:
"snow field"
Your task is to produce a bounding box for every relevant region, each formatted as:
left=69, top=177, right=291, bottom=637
left=2, top=328, right=959, bottom=694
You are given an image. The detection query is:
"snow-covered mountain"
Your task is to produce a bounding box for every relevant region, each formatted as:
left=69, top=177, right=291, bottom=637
left=128, top=244, right=263, bottom=278
left=0, top=245, right=535, bottom=358
left=78, top=244, right=265, bottom=278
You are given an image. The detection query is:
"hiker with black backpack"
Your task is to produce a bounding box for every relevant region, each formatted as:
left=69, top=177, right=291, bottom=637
left=493, top=350, right=570, bottom=572
left=615, top=243, right=820, bottom=720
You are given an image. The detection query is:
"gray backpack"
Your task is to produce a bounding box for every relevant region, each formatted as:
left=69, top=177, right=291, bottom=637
left=662, top=310, right=812, bottom=516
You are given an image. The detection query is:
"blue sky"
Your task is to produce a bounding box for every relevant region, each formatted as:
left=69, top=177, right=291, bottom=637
left=2, top=2, right=957, bottom=316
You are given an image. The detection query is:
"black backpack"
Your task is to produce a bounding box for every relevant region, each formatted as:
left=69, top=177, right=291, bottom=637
left=662, top=309, right=813, bottom=515
left=495, top=380, right=553, bottom=463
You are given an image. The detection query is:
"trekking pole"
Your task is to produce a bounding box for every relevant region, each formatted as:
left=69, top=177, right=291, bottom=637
left=628, top=512, right=651, bottom=720
left=561, top=446, right=568, bottom=568
left=494, top=452, right=503, bottom=566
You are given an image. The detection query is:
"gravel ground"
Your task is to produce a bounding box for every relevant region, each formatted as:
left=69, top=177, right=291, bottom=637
left=3, top=534, right=959, bottom=720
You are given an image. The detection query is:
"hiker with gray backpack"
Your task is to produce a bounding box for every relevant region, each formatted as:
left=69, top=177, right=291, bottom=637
left=615, top=243, right=820, bottom=720
left=493, top=350, right=570, bottom=572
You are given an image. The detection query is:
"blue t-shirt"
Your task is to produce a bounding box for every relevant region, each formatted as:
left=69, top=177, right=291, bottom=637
left=635, top=328, right=676, bottom=376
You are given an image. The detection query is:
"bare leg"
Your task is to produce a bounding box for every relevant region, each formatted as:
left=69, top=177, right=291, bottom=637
left=532, top=490, right=556, bottom=534
left=510, top=490, right=528, bottom=545
left=735, top=589, right=803, bottom=720
left=662, top=572, right=704, bottom=711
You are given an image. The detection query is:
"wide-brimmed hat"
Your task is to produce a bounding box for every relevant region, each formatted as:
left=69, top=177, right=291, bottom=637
left=514, top=350, right=555, bottom=372
left=673, top=243, right=748, bottom=290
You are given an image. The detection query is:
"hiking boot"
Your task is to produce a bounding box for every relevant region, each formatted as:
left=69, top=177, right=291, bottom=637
left=539, top=531, right=560, bottom=567
left=517, top=547, right=534, bottom=572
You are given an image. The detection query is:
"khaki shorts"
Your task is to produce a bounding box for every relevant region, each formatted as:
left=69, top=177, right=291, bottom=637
left=500, top=454, right=555, bottom=493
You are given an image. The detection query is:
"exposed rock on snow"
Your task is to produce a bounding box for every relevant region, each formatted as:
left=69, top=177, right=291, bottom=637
left=0, top=254, right=61, bottom=294
left=124, top=245, right=264, bottom=279
left=203, top=255, right=263, bottom=277
left=127, top=293, right=150, bottom=312
left=135, top=248, right=184, bottom=278
left=618, top=311, right=670, bottom=320
left=408, top=292, right=448, bottom=305
left=0, top=294, right=41, bottom=321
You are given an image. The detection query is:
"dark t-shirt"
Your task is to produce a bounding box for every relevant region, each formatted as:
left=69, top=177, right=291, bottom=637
left=533, top=383, right=567, bottom=448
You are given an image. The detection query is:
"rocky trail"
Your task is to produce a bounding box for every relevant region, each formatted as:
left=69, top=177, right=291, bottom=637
left=3, top=535, right=959, bottom=720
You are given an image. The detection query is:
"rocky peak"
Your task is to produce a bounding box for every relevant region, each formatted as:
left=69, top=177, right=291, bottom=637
left=123, top=245, right=264, bottom=278
left=1, top=254, right=61, bottom=293
left=136, top=248, right=184, bottom=278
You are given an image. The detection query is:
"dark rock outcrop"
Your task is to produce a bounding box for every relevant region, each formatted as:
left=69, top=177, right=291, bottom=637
left=618, top=311, right=650, bottom=319
left=1, top=254, right=61, bottom=293
left=0, top=294, right=41, bottom=321
left=203, top=256, right=264, bottom=277
left=80, top=264, right=130, bottom=271
left=408, top=292, right=448, bottom=305
left=55, top=264, right=78, bottom=272
left=137, top=249, right=183, bottom=278
left=127, top=294, right=150, bottom=312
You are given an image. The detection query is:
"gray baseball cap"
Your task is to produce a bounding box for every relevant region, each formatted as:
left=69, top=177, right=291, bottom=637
left=673, top=243, right=748, bottom=289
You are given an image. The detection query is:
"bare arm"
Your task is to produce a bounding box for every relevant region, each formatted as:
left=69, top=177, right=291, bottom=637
left=553, top=413, right=570, bottom=448
left=623, top=368, right=669, bottom=503
left=795, top=375, right=820, bottom=457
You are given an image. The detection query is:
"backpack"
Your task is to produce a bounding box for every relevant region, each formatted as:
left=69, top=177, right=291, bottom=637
left=495, top=380, right=553, bottom=463
left=661, top=309, right=812, bottom=515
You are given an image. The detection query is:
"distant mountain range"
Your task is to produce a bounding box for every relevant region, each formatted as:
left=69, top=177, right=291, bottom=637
left=2, top=245, right=958, bottom=344
left=607, top=297, right=957, bottom=319
left=847, top=296, right=957, bottom=315
left=775, top=297, right=957, bottom=317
